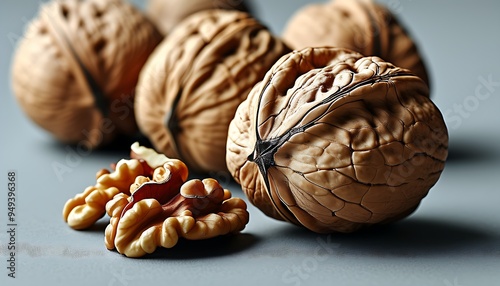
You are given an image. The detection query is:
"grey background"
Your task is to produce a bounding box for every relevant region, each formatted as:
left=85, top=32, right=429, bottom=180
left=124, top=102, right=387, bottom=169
left=1, top=0, right=499, bottom=285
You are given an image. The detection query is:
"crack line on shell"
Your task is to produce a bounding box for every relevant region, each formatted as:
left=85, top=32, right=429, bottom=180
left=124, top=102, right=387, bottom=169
left=249, top=71, right=417, bottom=221
left=252, top=72, right=415, bottom=167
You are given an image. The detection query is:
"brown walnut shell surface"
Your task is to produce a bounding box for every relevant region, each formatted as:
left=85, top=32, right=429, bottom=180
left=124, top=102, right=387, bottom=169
left=226, top=47, right=448, bottom=233
left=282, top=0, right=430, bottom=88
left=135, top=9, right=291, bottom=173
left=11, top=0, right=162, bottom=147
left=146, top=0, right=251, bottom=35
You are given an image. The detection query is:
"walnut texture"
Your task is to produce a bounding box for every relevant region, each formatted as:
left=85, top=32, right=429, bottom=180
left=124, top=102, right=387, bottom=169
left=104, top=166, right=249, bottom=257
left=282, top=0, right=430, bottom=87
left=11, top=0, right=162, bottom=147
left=63, top=159, right=149, bottom=230
left=134, top=9, right=291, bottom=173
left=226, top=47, right=448, bottom=233
left=63, top=143, right=181, bottom=229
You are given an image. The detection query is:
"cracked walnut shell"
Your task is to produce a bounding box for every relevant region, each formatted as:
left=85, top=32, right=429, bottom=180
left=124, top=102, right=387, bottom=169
left=11, top=0, right=162, bottom=147
left=226, top=47, right=448, bottom=233
left=135, top=9, right=291, bottom=173
left=282, top=0, right=430, bottom=87
left=104, top=168, right=249, bottom=257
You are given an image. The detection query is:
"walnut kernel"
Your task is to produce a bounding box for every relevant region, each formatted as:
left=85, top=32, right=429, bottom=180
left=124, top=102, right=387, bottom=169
left=104, top=169, right=249, bottom=257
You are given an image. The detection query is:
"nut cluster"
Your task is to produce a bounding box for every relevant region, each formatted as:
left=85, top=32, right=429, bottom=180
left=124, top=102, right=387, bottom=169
left=47, top=0, right=450, bottom=239
left=63, top=143, right=249, bottom=257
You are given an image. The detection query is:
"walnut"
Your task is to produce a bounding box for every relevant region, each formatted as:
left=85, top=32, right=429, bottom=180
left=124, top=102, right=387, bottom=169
left=146, top=0, right=251, bottom=35
left=104, top=167, right=249, bottom=258
left=63, top=143, right=185, bottom=229
left=134, top=9, right=291, bottom=173
left=282, top=0, right=430, bottom=87
left=11, top=0, right=162, bottom=148
left=226, top=47, right=448, bottom=233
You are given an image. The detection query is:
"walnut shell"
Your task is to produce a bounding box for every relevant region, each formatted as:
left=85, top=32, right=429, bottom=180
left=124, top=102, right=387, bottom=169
left=11, top=0, right=162, bottom=147
left=282, top=0, right=430, bottom=87
left=146, top=0, right=250, bottom=35
left=226, top=47, right=448, bottom=233
left=135, top=9, right=291, bottom=173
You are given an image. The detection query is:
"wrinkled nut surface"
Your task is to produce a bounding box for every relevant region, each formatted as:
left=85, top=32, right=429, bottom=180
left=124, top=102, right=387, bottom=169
left=282, top=0, right=430, bottom=87
left=146, top=0, right=250, bottom=35
left=11, top=0, right=161, bottom=147
left=226, top=47, right=448, bottom=233
left=135, top=9, right=291, bottom=173
left=104, top=169, right=249, bottom=258
left=63, top=143, right=179, bottom=229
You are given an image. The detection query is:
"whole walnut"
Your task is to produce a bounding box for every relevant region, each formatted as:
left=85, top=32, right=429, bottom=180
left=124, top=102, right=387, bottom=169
left=146, top=0, right=251, bottom=35
left=282, top=0, right=430, bottom=87
left=135, top=9, right=290, bottom=173
left=226, top=47, right=448, bottom=233
left=11, top=0, right=162, bottom=148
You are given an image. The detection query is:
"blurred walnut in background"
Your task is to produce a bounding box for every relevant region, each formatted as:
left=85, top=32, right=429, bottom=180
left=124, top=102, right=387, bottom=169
left=11, top=0, right=162, bottom=148
left=282, top=0, right=430, bottom=87
left=135, top=9, right=290, bottom=173
left=146, top=0, right=251, bottom=35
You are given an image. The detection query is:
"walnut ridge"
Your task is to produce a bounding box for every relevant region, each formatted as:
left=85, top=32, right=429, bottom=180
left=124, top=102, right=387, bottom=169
left=226, top=47, right=448, bottom=233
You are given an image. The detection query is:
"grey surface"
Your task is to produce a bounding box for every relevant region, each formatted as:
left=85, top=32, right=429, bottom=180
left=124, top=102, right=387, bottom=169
left=1, top=0, right=500, bottom=285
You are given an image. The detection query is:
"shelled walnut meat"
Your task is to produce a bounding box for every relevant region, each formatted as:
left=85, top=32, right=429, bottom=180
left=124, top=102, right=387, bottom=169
left=146, top=0, right=250, bottom=35
left=11, top=0, right=162, bottom=148
left=62, top=143, right=248, bottom=257
left=282, top=0, right=430, bottom=87
left=105, top=173, right=248, bottom=257
left=135, top=9, right=290, bottom=173
left=63, top=142, right=185, bottom=230
left=226, top=47, right=448, bottom=233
